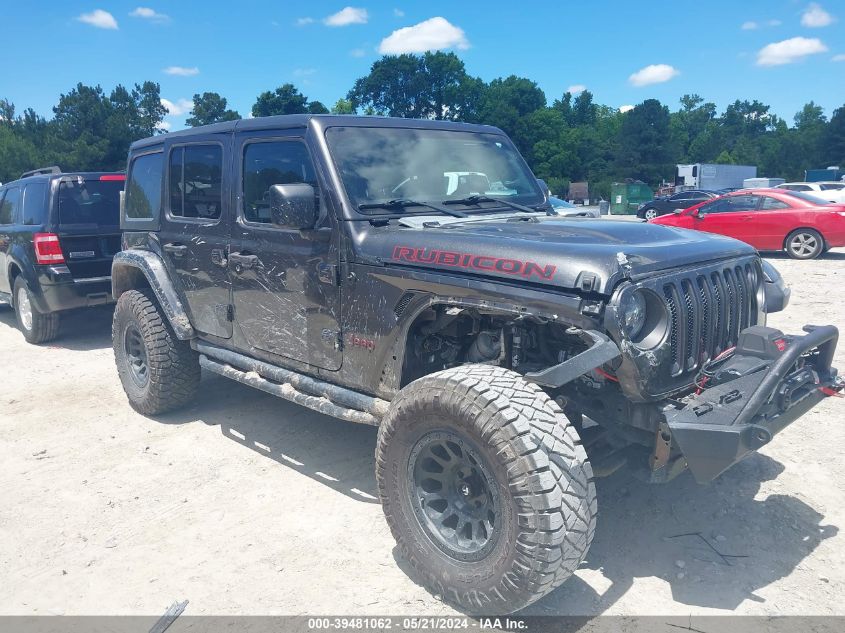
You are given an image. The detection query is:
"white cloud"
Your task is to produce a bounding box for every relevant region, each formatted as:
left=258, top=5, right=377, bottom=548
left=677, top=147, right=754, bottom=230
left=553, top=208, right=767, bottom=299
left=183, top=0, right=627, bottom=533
left=324, top=7, right=368, bottom=27
left=832, top=53, right=845, bottom=61
left=163, top=66, right=200, bottom=76
left=379, top=17, right=469, bottom=54
left=350, top=48, right=367, bottom=57
left=293, top=67, right=317, bottom=76
left=741, top=21, right=758, bottom=30
left=130, top=7, right=170, bottom=23
left=801, top=3, right=834, bottom=28
left=619, top=105, right=635, bottom=113
left=628, top=64, right=680, bottom=87
left=567, top=84, right=586, bottom=94
left=756, top=36, right=828, bottom=65
left=160, top=98, right=193, bottom=116
left=76, top=9, right=118, bottom=30
left=296, top=17, right=314, bottom=26
left=159, top=120, right=172, bottom=131
left=393, top=8, right=404, bottom=17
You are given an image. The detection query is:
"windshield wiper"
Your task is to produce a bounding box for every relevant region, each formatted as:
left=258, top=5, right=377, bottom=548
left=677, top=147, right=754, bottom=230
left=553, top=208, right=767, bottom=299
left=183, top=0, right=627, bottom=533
left=442, top=194, right=555, bottom=215
left=357, top=199, right=468, bottom=218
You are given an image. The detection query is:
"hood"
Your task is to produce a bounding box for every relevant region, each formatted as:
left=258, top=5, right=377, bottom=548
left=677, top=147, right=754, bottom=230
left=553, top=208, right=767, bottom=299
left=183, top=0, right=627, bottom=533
left=360, top=215, right=756, bottom=294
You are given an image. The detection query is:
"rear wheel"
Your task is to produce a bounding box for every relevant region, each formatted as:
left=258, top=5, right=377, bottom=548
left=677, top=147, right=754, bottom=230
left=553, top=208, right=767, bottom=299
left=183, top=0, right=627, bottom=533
left=376, top=364, right=596, bottom=613
left=13, top=276, right=59, bottom=344
left=785, top=229, right=824, bottom=260
left=113, top=289, right=200, bottom=414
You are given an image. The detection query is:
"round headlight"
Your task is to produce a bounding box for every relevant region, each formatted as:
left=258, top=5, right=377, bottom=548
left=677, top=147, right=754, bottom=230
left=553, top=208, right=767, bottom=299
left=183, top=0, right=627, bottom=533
left=620, top=291, right=647, bottom=339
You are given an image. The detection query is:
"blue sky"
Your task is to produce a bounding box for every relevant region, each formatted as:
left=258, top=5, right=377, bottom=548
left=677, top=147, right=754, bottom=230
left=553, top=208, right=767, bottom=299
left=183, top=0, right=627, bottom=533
left=2, top=1, right=844, bottom=130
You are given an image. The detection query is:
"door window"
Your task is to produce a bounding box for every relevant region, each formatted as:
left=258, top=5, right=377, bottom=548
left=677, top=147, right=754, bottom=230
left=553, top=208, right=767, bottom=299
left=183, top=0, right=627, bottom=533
left=125, top=152, right=163, bottom=221
left=242, top=140, right=317, bottom=226
left=701, top=195, right=760, bottom=214
left=168, top=144, right=224, bottom=220
left=0, top=187, right=21, bottom=224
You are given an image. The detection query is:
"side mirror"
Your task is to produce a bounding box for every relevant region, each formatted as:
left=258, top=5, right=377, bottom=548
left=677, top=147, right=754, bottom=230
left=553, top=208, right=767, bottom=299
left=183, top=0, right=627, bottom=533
left=270, top=184, right=317, bottom=230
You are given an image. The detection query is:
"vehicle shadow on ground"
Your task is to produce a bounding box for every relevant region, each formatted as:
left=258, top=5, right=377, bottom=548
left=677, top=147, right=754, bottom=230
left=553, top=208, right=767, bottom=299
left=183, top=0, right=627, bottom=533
left=764, top=250, right=845, bottom=261
left=155, top=372, right=380, bottom=503
left=524, top=453, right=837, bottom=615
left=0, top=304, right=113, bottom=351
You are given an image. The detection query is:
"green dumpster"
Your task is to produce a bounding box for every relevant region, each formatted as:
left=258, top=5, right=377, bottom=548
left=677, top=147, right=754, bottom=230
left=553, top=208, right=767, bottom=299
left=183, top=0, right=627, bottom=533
left=610, top=182, right=653, bottom=215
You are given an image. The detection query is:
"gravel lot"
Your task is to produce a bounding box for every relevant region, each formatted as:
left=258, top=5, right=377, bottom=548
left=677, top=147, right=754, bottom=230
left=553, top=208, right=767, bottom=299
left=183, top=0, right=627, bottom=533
left=1, top=248, right=843, bottom=617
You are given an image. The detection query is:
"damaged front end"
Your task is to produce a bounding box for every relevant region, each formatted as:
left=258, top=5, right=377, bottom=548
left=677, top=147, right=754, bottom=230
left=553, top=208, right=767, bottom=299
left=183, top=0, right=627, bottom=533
left=665, top=324, right=841, bottom=482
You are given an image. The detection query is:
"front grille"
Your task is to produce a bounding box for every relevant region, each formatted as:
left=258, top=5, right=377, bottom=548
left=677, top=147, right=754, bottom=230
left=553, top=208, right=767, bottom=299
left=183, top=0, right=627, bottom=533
left=661, top=262, right=760, bottom=377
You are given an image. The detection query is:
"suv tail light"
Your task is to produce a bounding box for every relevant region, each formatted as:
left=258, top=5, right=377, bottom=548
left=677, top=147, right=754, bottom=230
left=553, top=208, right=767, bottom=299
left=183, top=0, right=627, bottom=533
left=34, top=233, right=65, bottom=264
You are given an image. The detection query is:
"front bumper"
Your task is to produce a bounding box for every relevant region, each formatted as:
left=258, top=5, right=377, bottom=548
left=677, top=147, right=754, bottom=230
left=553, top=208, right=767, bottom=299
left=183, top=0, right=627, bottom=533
left=665, top=324, right=841, bottom=482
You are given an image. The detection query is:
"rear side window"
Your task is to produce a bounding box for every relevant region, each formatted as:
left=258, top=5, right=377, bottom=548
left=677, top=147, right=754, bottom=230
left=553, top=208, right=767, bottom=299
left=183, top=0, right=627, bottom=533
left=125, top=152, right=163, bottom=222
left=820, top=183, right=845, bottom=191
left=57, top=178, right=123, bottom=226
left=760, top=196, right=791, bottom=210
left=0, top=187, right=21, bottom=224
left=168, top=144, right=223, bottom=220
left=22, top=182, right=48, bottom=225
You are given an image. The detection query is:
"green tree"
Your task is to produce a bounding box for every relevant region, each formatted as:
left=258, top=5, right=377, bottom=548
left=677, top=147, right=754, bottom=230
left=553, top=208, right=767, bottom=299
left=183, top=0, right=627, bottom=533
left=307, top=100, right=330, bottom=114
left=133, top=81, right=168, bottom=137
left=252, top=84, right=309, bottom=117
left=616, top=99, right=676, bottom=185
left=186, top=92, right=241, bottom=126
left=824, top=105, right=845, bottom=167
left=331, top=98, right=356, bottom=114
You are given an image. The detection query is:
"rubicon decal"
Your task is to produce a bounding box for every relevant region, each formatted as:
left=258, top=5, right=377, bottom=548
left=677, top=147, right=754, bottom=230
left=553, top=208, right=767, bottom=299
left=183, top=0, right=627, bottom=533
left=392, top=246, right=556, bottom=281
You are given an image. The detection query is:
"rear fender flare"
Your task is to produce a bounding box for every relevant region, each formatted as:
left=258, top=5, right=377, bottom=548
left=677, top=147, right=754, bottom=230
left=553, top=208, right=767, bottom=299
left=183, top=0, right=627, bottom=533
left=111, top=250, right=195, bottom=340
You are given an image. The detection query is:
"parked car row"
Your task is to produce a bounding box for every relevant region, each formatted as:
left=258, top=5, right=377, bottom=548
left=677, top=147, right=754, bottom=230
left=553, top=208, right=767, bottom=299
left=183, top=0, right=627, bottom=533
left=651, top=188, right=845, bottom=259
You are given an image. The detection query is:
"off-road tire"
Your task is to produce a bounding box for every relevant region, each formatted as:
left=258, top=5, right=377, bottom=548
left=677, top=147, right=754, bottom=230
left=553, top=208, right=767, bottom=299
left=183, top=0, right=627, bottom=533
left=13, top=276, right=59, bottom=344
left=376, top=364, right=596, bottom=613
left=113, top=289, right=200, bottom=415
left=785, top=228, right=824, bottom=260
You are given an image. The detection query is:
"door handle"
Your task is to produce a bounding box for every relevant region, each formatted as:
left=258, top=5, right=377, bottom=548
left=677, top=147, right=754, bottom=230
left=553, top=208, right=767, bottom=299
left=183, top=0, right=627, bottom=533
left=229, top=252, right=259, bottom=272
left=163, top=243, right=187, bottom=256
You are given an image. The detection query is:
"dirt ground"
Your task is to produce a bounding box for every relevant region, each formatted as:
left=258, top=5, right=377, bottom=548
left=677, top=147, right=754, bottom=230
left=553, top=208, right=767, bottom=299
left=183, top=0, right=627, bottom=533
left=1, top=250, right=843, bottom=617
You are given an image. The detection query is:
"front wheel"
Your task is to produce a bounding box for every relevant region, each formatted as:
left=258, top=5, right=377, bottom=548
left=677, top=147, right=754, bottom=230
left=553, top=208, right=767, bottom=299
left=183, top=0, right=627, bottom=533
left=785, top=228, right=824, bottom=260
left=13, top=276, right=59, bottom=344
left=376, top=365, right=596, bottom=613
left=643, top=208, right=659, bottom=221
left=113, top=289, right=200, bottom=415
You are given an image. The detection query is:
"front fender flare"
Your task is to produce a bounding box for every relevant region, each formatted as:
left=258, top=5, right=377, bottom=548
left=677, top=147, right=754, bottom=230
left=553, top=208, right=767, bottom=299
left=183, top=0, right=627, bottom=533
left=111, top=250, right=195, bottom=340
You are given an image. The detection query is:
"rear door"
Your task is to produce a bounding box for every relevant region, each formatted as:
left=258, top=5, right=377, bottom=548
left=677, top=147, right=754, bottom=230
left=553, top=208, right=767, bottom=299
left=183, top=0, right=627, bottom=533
left=53, top=175, right=124, bottom=281
left=157, top=136, right=233, bottom=339
left=229, top=130, right=342, bottom=370
left=0, top=186, right=19, bottom=293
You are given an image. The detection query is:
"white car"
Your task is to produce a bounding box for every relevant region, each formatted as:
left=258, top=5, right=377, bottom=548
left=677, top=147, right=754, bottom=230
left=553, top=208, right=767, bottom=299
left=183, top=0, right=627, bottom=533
left=775, top=182, right=845, bottom=204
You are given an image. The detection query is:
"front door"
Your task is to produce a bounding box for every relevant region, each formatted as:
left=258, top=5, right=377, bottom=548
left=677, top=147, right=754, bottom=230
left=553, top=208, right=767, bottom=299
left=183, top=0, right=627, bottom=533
left=158, top=136, right=233, bottom=339
left=229, top=131, right=342, bottom=371
left=693, top=194, right=761, bottom=247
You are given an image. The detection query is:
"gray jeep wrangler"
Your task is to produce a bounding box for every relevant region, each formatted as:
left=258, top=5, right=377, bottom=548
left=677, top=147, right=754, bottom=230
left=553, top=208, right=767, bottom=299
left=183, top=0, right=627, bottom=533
left=111, top=115, right=840, bottom=613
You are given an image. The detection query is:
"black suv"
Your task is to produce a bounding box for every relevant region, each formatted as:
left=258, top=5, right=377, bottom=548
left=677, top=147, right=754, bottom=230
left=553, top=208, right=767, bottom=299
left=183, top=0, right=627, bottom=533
left=111, top=115, right=841, bottom=613
left=0, top=167, right=124, bottom=343
left=636, top=189, right=718, bottom=220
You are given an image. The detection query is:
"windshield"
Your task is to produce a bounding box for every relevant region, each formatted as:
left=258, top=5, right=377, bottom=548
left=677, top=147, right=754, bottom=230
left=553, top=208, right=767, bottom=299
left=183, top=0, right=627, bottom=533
left=57, top=177, right=124, bottom=226
left=325, top=126, right=543, bottom=212
left=778, top=190, right=832, bottom=206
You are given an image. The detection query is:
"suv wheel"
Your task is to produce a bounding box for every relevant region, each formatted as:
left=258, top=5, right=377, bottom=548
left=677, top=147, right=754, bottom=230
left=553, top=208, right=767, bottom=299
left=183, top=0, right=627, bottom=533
left=13, top=276, right=59, bottom=344
left=785, top=229, right=824, bottom=260
left=113, top=289, right=200, bottom=415
left=376, top=364, right=596, bottom=613
left=643, top=208, right=659, bottom=221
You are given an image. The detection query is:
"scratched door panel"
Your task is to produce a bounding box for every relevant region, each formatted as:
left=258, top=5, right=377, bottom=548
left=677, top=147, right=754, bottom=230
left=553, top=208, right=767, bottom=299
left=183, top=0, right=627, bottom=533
left=230, top=132, right=342, bottom=371
left=158, top=135, right=234, bottom=339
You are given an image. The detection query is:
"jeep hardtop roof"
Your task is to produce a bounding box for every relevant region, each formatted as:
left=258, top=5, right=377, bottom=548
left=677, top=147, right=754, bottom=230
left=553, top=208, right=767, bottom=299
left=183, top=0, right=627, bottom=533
left=130, top=115, right=504, bottom=151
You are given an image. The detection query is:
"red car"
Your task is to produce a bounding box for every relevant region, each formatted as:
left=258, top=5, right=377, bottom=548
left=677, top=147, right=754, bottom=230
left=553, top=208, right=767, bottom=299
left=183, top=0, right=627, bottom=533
left=650, top=188, right=845, bottom=259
